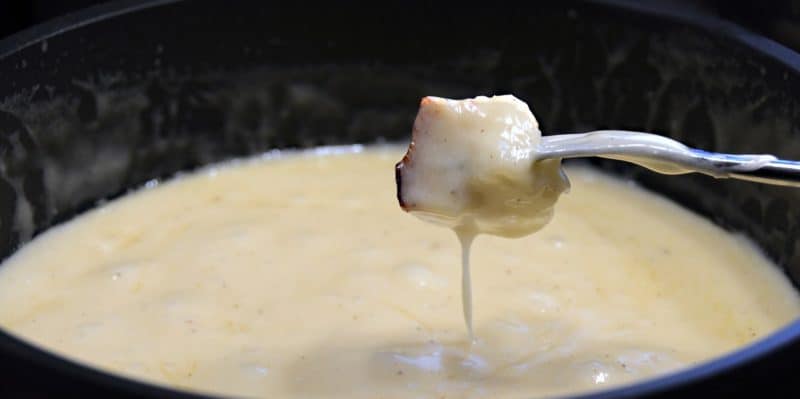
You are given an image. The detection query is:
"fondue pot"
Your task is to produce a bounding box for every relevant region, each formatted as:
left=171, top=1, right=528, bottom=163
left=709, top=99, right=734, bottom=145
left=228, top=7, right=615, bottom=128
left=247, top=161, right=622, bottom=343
left=1, top=1, right=799, bottom=397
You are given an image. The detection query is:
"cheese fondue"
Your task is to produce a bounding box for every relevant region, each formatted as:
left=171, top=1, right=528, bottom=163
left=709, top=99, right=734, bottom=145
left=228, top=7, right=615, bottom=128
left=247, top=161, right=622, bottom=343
left=0, top=146, right=797, bottom=398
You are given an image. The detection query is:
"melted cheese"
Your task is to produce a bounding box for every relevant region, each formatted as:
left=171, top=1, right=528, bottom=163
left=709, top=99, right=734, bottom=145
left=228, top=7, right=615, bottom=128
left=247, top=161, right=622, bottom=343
left=0, top=147, right=797, bottom=399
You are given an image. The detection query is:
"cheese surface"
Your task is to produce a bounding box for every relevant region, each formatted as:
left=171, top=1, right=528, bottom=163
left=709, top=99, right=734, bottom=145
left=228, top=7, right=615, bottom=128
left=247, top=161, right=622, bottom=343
left=0, top=147, right=797, bottom=398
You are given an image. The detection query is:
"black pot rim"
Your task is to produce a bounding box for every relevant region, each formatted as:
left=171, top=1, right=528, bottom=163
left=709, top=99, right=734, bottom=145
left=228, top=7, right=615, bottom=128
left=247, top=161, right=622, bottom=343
left=0, top=0, right=799, bottom=398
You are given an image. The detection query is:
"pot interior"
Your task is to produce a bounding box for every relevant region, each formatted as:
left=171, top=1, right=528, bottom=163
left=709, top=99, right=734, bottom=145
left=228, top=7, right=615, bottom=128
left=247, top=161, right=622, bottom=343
left=1, top=1, right=800, bottom=397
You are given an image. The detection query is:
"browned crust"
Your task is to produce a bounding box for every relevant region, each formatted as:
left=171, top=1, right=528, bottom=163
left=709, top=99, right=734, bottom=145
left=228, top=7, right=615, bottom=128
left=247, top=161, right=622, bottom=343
left=395, top=160, right=407, bottom=210
left=396, top=96, right=431, bottom=211
left=395, top=140, right=414, bottom=211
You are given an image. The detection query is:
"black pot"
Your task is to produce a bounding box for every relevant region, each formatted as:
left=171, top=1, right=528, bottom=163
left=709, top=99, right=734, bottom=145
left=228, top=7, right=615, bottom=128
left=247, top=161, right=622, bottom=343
left=1, top=1, right=799, bottom=397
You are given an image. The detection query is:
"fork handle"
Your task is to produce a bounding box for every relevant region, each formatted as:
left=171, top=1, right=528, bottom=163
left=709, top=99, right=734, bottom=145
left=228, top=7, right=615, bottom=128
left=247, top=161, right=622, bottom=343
left=538, top=131, right=800, bottom=188
left=726, top=159, right=800, bottom=187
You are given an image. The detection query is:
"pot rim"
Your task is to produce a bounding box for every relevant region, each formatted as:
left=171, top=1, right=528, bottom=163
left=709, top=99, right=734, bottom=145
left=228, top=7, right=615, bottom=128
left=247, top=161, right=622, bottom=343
left=0, top=0, right=799, bottom=398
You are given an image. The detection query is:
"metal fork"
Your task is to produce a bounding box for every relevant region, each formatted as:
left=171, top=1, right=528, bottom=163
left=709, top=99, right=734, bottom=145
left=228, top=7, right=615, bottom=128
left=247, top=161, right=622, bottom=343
left=536, top=130, right=800, bottom=187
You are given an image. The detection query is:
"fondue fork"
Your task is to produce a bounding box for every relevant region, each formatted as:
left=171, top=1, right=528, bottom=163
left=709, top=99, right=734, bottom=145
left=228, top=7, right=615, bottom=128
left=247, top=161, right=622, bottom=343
left=536, top=131, right=800, bottom=187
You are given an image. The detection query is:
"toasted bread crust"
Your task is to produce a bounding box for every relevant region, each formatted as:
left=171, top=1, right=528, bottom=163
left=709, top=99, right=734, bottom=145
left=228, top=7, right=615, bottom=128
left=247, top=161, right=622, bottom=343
left=395, top=140, right=414, bottom=211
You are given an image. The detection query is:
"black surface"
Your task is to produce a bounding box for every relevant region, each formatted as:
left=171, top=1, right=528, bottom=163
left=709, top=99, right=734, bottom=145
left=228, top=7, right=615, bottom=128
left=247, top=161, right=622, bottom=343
left=4, top=1, right=800, bottom=54
left=0, top=0, right=800, bottom=397
left=0, top=0, right=108, bottom=39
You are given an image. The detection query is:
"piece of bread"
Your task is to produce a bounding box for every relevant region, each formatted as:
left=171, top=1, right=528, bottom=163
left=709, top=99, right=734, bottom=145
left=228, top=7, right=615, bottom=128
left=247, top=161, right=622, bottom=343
left=396, top=95, right=569, bottom=238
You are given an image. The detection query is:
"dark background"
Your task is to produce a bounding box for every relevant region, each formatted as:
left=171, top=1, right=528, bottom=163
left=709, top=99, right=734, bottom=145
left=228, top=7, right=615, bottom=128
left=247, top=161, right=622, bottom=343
left=0, top=0, right=109, bottom=38
left=2, top=0, right=800, bottom=53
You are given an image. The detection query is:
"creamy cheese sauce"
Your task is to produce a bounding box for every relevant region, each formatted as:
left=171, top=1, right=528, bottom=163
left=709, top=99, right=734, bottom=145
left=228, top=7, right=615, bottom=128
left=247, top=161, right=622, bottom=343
left=0, top=147, right=798, bottom=398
